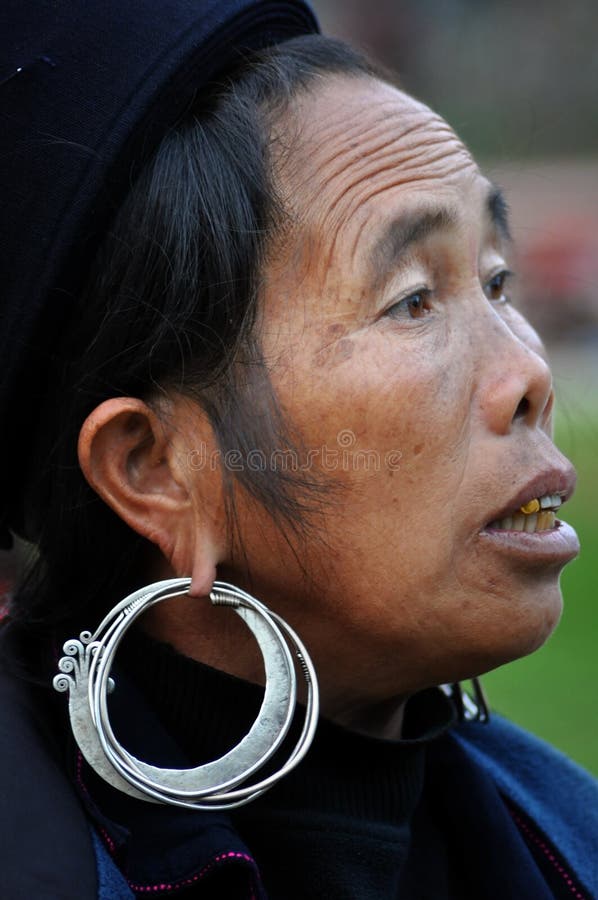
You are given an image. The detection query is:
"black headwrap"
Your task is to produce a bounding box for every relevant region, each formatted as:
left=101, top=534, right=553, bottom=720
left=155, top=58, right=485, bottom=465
left=0, top=0, right=319, bottom=548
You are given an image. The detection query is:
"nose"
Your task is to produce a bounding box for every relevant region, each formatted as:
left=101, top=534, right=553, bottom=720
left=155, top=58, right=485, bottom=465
left=477, top=311, right=554, bottom=435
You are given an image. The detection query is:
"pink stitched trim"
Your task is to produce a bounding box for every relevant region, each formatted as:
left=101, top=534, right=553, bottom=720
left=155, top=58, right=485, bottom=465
left=510, top=809, right=586, bottom=899
left=77, top=751, right=118, bottom=857
left=76, top=751, right=87, bottom=794
left=76, top=750, right=257, bottom=896
left=98, top=825, right=117, bottom=857
left=128, top=850, right=257, bottom=894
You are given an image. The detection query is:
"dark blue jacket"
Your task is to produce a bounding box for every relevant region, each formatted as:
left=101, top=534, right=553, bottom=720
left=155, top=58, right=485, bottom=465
left=2, top=656, right=598, bottom=899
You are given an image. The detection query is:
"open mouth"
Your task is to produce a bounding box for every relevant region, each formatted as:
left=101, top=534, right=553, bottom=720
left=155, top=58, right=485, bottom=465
left=487, top=494, right=563, bottom=533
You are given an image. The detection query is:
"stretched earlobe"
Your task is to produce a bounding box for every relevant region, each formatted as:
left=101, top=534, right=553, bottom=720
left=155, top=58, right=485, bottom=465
left=190, top=561, right=218, bottom=599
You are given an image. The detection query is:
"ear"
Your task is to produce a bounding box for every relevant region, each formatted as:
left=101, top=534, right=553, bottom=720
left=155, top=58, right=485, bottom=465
left=77, top=397, right=219, bottom=596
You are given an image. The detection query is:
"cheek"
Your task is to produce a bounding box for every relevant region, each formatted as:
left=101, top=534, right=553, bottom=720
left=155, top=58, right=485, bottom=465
left=280, top=329, right=475, bottom=512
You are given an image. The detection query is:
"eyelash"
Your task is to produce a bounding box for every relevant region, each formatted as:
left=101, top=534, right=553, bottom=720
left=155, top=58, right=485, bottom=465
left=484, top=269, right=514, bottom=304
left=385, top=269, right=514, bottom=321
left=385, top=288, right=431, bottom=321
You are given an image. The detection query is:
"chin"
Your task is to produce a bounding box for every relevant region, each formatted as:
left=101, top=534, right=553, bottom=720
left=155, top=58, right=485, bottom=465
left=442, top=583, right=563, bottom=686
left=480, top=587, right=564, bottom=676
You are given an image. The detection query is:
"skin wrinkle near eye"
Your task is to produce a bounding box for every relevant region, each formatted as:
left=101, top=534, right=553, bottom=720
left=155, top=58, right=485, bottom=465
left=312, top=153, right=476, bottom=279
left=309, top=150, right=476, bottom=289
left=322, top=155, right=468, bottom=252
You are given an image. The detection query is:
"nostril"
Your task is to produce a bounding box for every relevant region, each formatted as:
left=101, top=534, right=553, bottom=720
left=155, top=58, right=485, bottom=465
left=514, top=397, right=530, bottom=419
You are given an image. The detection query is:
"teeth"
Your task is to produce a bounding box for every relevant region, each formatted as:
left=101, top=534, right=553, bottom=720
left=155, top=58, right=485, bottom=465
left=488, top=492, right=563, bottom=532
left=520, top=493, right=562, bottom=514
left=490, top=510, right=556, bottom=532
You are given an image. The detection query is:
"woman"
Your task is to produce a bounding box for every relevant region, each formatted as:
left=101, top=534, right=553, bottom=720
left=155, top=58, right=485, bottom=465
left=1, top=1, right=597, bottom=897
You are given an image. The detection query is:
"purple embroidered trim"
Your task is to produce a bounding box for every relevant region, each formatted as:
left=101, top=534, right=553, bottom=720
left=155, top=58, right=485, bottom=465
left=77, top=751, right=259, bottom=897
left=98, top=824, right=117, bottom=857
left=509, top=807, right=587, bottom=899
left=76, top=750, right=89, bottom=799
left=76, top=751, right=118, bottom=856
left=127, top=850, right=258, bottom=895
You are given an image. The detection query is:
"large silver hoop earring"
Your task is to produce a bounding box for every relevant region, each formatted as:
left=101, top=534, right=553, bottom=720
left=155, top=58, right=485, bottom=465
left=53, top=578, right=319, bottom=810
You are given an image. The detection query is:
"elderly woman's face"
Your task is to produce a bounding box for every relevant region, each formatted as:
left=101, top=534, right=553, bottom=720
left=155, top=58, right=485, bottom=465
left=224, top=77, right=578, bottom=708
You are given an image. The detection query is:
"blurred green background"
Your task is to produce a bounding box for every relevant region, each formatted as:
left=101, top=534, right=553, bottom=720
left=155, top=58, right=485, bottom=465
left=314, top=0, right=598, bottom=772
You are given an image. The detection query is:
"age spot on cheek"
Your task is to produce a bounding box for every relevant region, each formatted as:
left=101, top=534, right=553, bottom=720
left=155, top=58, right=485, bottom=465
left=314, top=337, right=355, bottom=368
left=326, top=323, right=347, bottom=338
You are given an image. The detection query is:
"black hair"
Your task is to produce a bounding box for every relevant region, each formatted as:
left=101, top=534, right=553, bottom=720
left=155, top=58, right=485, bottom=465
left=10, top=35, right=379, bottom=645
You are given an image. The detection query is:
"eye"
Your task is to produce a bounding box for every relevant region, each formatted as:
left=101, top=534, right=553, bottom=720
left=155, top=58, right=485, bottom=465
left=484, top=269, right=514, bottom=304
left=385, top=289, right=431, bottom=320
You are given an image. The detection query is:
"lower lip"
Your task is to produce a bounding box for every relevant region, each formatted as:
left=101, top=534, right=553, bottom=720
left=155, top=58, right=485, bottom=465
left=478, top=519, right=580, bottom=567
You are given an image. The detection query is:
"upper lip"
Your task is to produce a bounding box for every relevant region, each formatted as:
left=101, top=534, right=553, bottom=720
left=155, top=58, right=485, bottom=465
left=484, top=466, right=577, bottom=526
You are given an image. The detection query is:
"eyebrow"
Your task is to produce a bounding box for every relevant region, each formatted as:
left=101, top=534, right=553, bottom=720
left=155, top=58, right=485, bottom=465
left=372, top=206, right=458, bottom=278
left=370, top=185, right=512, bottom=283
left=487, top=185, right=512, bottom=242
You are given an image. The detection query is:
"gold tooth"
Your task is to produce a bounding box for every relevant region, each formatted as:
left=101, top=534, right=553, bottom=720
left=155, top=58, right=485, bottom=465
left=520, top=498, right=541, bottom=515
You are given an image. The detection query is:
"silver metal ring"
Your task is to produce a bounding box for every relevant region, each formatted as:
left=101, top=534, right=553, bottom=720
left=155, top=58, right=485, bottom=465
left=53, top=578, right=319, bottom=810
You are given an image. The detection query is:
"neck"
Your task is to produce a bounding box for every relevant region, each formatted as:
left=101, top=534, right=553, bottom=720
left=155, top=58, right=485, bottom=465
left=331, top=694, right=408, bottom=740
left=141, top=595, right=410, bottom=740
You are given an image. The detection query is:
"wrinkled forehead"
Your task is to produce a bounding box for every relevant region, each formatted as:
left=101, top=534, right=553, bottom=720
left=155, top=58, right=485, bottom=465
left=276, top=75, right=480, bottom=246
